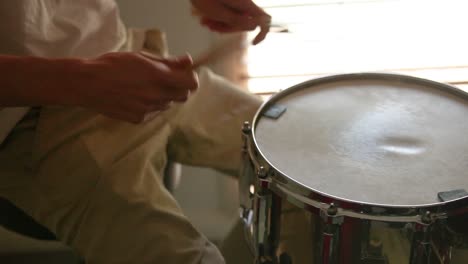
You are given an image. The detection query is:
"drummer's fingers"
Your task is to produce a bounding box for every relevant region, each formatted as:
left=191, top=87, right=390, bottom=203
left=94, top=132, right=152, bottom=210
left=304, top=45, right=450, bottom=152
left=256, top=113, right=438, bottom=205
left=192, top=0, right=271, bottom=44
left=252, top=15, right=271, bottom=45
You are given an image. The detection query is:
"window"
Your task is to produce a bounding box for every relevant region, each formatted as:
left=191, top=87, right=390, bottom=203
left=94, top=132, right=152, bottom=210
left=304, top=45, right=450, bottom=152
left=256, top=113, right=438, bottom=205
left=246, top=0, right=468, bottom=96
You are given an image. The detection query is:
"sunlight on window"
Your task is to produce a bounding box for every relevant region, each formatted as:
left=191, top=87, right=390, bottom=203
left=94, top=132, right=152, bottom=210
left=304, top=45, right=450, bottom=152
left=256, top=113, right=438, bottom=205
left=247, top=0, right=468, bottom=94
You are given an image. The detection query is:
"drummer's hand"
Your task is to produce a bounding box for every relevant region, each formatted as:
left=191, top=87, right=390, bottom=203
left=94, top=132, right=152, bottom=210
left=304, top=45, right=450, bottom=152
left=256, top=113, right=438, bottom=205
left=190, top=0, right=271, bottom=45
left=74, top=52, right=198, bottom=124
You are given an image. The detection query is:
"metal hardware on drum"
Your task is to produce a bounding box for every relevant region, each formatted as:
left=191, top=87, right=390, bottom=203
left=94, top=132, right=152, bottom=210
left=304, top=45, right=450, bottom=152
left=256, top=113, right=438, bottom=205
left=253, top=170, right=281, bottom=264
left=240, top=121, right=256, bottom=253
left=272, top=182, right=442, bottom=225
left=257, top=166, right=267, bottom=179
left=242, top=121, right=252, bottom=135
left=318, top=203, right=343, bottom=264
left=241, top=122, right=283, bottom=264
left=409, top=222, right=433, bottom=264
left=409, top=211, right=439, bottom=264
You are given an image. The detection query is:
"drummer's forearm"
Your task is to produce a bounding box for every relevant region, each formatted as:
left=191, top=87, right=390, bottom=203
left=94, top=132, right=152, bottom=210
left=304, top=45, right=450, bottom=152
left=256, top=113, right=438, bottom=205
left=0, top=54, right=84, bottom=107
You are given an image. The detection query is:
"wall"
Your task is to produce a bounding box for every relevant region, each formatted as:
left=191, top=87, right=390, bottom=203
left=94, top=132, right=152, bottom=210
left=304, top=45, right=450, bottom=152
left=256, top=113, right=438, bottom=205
left=115, top=0, right=239, bottom=242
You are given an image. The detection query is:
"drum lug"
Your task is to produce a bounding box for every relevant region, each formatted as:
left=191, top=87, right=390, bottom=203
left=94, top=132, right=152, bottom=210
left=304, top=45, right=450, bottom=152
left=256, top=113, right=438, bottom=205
left=409, top=211, right=435, bottom=264
left=253, top=166, right=280, bottom=264
left=240, top=121, right=255, bottom=210
left=320, top=203, right=344, bottom=225
left=254, top=190, right=280, bottom=264
left=257, top=166, right=267, bottom=178
left=318, top=203, right=343, bottom=264
left=240, top=120, right=260, bottom=256
left=240, top=120, right=254, bottom=225
left=241, top=122, right=280, bottom=263
left=257, top=166, right=271, bottom=189
left=242, top=121, right=251, bottom=147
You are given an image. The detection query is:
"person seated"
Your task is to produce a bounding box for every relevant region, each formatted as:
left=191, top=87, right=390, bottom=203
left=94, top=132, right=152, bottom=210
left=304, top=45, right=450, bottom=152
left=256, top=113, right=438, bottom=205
left=0, top=0, right=270, bottom=263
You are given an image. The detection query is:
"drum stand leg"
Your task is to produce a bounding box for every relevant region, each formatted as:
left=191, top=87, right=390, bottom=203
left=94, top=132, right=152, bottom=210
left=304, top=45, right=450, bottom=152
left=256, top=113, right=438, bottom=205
left=318, top=204, right=343, bottom=264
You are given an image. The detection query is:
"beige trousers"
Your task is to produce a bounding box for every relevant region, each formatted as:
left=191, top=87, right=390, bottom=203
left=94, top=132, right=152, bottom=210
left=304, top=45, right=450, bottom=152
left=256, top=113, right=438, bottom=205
left=0, top=65, right=261, bottom=263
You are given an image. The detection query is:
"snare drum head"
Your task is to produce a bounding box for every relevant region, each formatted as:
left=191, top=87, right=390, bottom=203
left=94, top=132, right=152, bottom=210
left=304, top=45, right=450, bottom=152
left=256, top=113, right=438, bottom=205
left=254, top=74, right=468, bottom=207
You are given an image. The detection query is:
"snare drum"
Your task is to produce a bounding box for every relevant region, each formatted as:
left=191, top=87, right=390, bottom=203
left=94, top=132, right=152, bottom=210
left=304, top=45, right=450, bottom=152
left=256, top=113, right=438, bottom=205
left=239, top=73, right=468, bottom=264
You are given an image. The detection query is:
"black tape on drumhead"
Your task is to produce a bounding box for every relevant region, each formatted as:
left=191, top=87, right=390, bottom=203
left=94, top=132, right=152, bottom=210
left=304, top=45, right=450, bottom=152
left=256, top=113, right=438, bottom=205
left=437, top=189, right=468, bottom=202
left=263, top=104, right=287, bottom=119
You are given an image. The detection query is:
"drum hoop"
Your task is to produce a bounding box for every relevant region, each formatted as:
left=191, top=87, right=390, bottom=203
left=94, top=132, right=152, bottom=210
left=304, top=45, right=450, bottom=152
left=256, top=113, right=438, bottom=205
left=250, top=72, right=468, bottom=217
